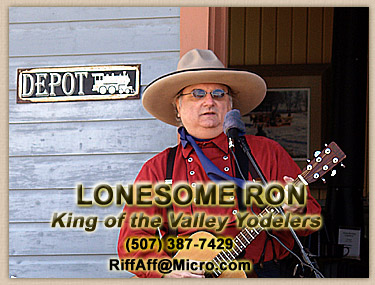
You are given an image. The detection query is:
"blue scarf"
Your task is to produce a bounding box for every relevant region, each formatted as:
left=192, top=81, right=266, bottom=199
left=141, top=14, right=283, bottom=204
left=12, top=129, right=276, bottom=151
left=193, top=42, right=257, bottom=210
left=178, top=127, right=245, bottom=188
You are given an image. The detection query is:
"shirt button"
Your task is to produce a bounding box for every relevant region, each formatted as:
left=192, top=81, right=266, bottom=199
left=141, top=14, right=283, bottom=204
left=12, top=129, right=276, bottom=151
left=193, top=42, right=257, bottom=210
left=224, top=167, right=230, bottom=172
left=188, top=157, right=193, bottom=163
left=191, top=183, right=196, bottom=187
left=189, top=171, right=195, bottom=176
left=223, top=156, right=229, bottom=160
left=232, top=209, right=238, bottom=215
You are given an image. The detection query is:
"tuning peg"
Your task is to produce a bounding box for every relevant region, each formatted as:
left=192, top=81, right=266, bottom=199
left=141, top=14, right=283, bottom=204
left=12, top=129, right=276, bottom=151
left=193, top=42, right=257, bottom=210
left=306, top=159, right=311, bottom=163
left=314, top=151, right=321, bottom=157
left=341, top=163, right=346, bottom=168
left=331, top=169, right=337, bottom=177
left=324, top=143, right=328, bottom=147
left=321, top=178, right=326, bottom=184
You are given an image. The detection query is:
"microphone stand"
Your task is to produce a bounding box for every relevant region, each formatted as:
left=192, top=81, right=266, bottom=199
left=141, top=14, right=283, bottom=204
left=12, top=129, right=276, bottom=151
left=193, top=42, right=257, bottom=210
left=235, top=136, right=322, bottom=278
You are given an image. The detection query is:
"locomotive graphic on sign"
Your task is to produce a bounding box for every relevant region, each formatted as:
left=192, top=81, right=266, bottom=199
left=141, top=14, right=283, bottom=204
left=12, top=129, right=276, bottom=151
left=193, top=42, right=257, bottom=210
left=92, top=71, right=134, bottom=95
left=17, top=64, right=140, bottom=103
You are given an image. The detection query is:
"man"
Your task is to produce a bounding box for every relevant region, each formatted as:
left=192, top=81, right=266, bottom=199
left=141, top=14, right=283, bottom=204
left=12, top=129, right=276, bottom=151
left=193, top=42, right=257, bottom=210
left=117, top=49, right=321, bottom=278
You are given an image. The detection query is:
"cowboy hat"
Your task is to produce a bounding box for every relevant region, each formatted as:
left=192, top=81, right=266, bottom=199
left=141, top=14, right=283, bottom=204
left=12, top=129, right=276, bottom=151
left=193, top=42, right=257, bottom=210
left=142, top=49, right=267, bottom=126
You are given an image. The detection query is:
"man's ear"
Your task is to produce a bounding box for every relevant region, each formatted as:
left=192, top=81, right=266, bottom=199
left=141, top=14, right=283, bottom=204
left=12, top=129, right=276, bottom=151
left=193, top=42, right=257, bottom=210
left=175, top=97, right=181, bottom=113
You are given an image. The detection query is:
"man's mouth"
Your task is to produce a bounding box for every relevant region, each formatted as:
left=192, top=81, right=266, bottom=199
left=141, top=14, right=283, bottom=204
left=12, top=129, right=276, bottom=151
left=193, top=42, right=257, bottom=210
left=201, top=111, right=216, bottom=116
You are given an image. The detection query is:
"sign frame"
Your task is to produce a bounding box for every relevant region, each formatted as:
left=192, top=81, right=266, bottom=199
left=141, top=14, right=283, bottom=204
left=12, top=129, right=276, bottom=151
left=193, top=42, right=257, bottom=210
left=17, top=64, right=141, bottom=103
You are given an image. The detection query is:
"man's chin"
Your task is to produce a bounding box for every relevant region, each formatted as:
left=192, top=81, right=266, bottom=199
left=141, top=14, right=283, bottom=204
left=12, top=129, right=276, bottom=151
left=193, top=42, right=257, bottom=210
left=198, top=117, right=221, bottom=126
left=200, top=122, right=221, bottom=129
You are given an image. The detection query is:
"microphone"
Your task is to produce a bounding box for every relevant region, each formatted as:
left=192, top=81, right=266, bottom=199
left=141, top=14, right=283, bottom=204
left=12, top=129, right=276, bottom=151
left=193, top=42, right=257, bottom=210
left=223, top=109, right=246, bottom=148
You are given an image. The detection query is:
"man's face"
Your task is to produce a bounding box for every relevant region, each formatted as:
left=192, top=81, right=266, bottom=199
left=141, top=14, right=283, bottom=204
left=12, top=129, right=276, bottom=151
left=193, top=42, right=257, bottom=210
left=176, top=83, right=232, bottom=139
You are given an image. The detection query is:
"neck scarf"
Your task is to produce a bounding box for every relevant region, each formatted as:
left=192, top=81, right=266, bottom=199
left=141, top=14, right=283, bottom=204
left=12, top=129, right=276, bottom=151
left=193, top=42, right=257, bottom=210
left=178, top=127, right=245, bottom=188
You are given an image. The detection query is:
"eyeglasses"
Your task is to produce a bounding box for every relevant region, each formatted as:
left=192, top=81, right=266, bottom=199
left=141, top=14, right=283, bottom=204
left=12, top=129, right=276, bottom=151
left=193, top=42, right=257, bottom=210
left=178, top=88, right=230, bottom=99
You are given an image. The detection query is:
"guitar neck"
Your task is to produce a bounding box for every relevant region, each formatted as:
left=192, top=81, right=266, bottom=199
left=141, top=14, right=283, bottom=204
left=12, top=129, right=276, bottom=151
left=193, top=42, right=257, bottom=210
left=216, top=206, right=280, bottom=261
left=205, top=141, right=346, bottom=277
left=205, top=205, right=278, bottom=277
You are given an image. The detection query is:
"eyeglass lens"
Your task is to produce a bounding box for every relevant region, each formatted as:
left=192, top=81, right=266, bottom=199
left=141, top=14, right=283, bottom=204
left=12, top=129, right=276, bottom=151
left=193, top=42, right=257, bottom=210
left=192, top=89, right=226, bottom=98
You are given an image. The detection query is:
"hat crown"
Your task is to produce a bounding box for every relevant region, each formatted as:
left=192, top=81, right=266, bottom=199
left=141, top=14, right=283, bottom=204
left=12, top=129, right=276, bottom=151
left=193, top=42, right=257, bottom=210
left=177, top=49, right=225, bottom=70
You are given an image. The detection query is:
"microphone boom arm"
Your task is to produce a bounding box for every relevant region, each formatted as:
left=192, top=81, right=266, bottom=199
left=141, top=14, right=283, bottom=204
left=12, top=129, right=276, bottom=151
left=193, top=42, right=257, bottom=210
left=236, top=136, right=322, bottom=278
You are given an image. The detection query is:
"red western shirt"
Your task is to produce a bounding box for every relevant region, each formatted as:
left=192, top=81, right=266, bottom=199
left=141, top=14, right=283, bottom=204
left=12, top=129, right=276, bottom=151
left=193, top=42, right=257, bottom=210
left=117, top=132, right=321, bottom=278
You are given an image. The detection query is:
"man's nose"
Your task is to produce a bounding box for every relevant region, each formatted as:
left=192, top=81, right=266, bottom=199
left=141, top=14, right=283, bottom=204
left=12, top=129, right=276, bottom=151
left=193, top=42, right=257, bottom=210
left=201, top=93, right=215, bottom=106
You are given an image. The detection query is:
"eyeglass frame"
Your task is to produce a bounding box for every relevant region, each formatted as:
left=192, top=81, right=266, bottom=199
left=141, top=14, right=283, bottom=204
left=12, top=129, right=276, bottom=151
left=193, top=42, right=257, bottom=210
left=176, top=88, right=231, bottom=100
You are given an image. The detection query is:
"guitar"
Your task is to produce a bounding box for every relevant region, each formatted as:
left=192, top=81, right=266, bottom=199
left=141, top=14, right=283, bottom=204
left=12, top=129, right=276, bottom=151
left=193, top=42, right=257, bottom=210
left=173, top=142, right=346, bottom=278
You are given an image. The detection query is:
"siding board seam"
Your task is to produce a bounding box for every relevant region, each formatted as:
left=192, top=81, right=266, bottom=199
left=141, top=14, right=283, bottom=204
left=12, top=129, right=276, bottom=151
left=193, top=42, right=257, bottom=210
left=275, top=8, right=278, bottom=65
left=258, top=8, right=262, bottom=65
left=9, top=187, right=105, bottom=191
left=9, top=151, right=161, bottom=158
left=322, top=8, right=326, bottom=63
left=9, top=188, right=87, bottom=191
left=9, top=49, right=180, bottom=59
left=305, top=8, right=309, bottom=64
left=9, top=15, right=180, bottom=25
left=9, top=85, right=147, bottom=92
left=243, top=8, right=247, bottom=65
left=290, top=8, right=294, bottom=64
left=9, top=118, right=157, bottom=125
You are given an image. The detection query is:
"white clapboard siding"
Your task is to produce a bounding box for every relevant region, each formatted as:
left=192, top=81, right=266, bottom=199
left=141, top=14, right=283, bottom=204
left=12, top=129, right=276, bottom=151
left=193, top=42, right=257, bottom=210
left=9, top=89, right=155, bottom=123
left=10, top=223, right=123, bottom=255
left=9, top=18, right=179, bottom=57
left=9, top=7, right=180, bottom=278
left=9, top=7, right=180, bottom=23
left=9, top=51, right=179, bottom=90
left=9, top=189, right=128, bottom=222
left=9, top=152, right=169, bottom=190
left=9, top=255, right=134, bottom=278
left=9, top=119, right=177, bottom=156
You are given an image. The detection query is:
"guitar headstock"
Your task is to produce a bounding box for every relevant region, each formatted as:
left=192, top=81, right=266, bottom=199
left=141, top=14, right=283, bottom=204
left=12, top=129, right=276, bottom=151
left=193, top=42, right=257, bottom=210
left=300, top=142, right=346, bottom=185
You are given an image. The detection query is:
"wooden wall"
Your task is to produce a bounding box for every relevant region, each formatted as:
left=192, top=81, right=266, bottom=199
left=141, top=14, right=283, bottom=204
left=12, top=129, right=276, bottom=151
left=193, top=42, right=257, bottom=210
left=228, top=7, right=335, bottom=202
left=229, top=7, right=334, bottom=66
left=9, top=7, right=180, bottom=278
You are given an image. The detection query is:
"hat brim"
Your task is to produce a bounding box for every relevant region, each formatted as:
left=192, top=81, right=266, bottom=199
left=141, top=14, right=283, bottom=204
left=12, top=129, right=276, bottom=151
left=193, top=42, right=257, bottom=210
left=142, top=68, right=267, bottom=126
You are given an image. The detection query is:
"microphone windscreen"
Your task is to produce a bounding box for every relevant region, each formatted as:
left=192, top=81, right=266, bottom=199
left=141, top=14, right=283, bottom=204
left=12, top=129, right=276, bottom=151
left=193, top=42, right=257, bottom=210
left=223, top=109, right=246, bottom=136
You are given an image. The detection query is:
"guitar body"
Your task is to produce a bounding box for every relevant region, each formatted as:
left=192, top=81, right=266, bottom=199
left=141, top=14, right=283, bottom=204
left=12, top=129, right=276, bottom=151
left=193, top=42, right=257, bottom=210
left=174, top=231, right=250, bottom=278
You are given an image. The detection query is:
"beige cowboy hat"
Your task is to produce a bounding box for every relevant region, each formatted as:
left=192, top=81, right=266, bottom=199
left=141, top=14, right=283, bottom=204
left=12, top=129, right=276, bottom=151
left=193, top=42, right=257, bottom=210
left=142, top=49, right=267, bottom=126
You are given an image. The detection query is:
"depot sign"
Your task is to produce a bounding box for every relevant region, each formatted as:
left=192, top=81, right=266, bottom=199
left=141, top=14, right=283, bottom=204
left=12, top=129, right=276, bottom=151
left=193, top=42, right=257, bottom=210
left=17, top=64, right=140, bottom=103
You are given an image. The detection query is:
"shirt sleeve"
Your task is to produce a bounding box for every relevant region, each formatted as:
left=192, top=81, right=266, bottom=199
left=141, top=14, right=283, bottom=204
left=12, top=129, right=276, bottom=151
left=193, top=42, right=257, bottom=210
left=117, top=150, right=172, bottom=278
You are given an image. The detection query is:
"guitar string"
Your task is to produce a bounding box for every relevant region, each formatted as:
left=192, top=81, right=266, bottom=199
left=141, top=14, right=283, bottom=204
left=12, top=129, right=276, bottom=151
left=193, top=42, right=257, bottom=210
left=209, top=206, right=273, bottom=275
left=209, top=205, right=279, bottom=274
